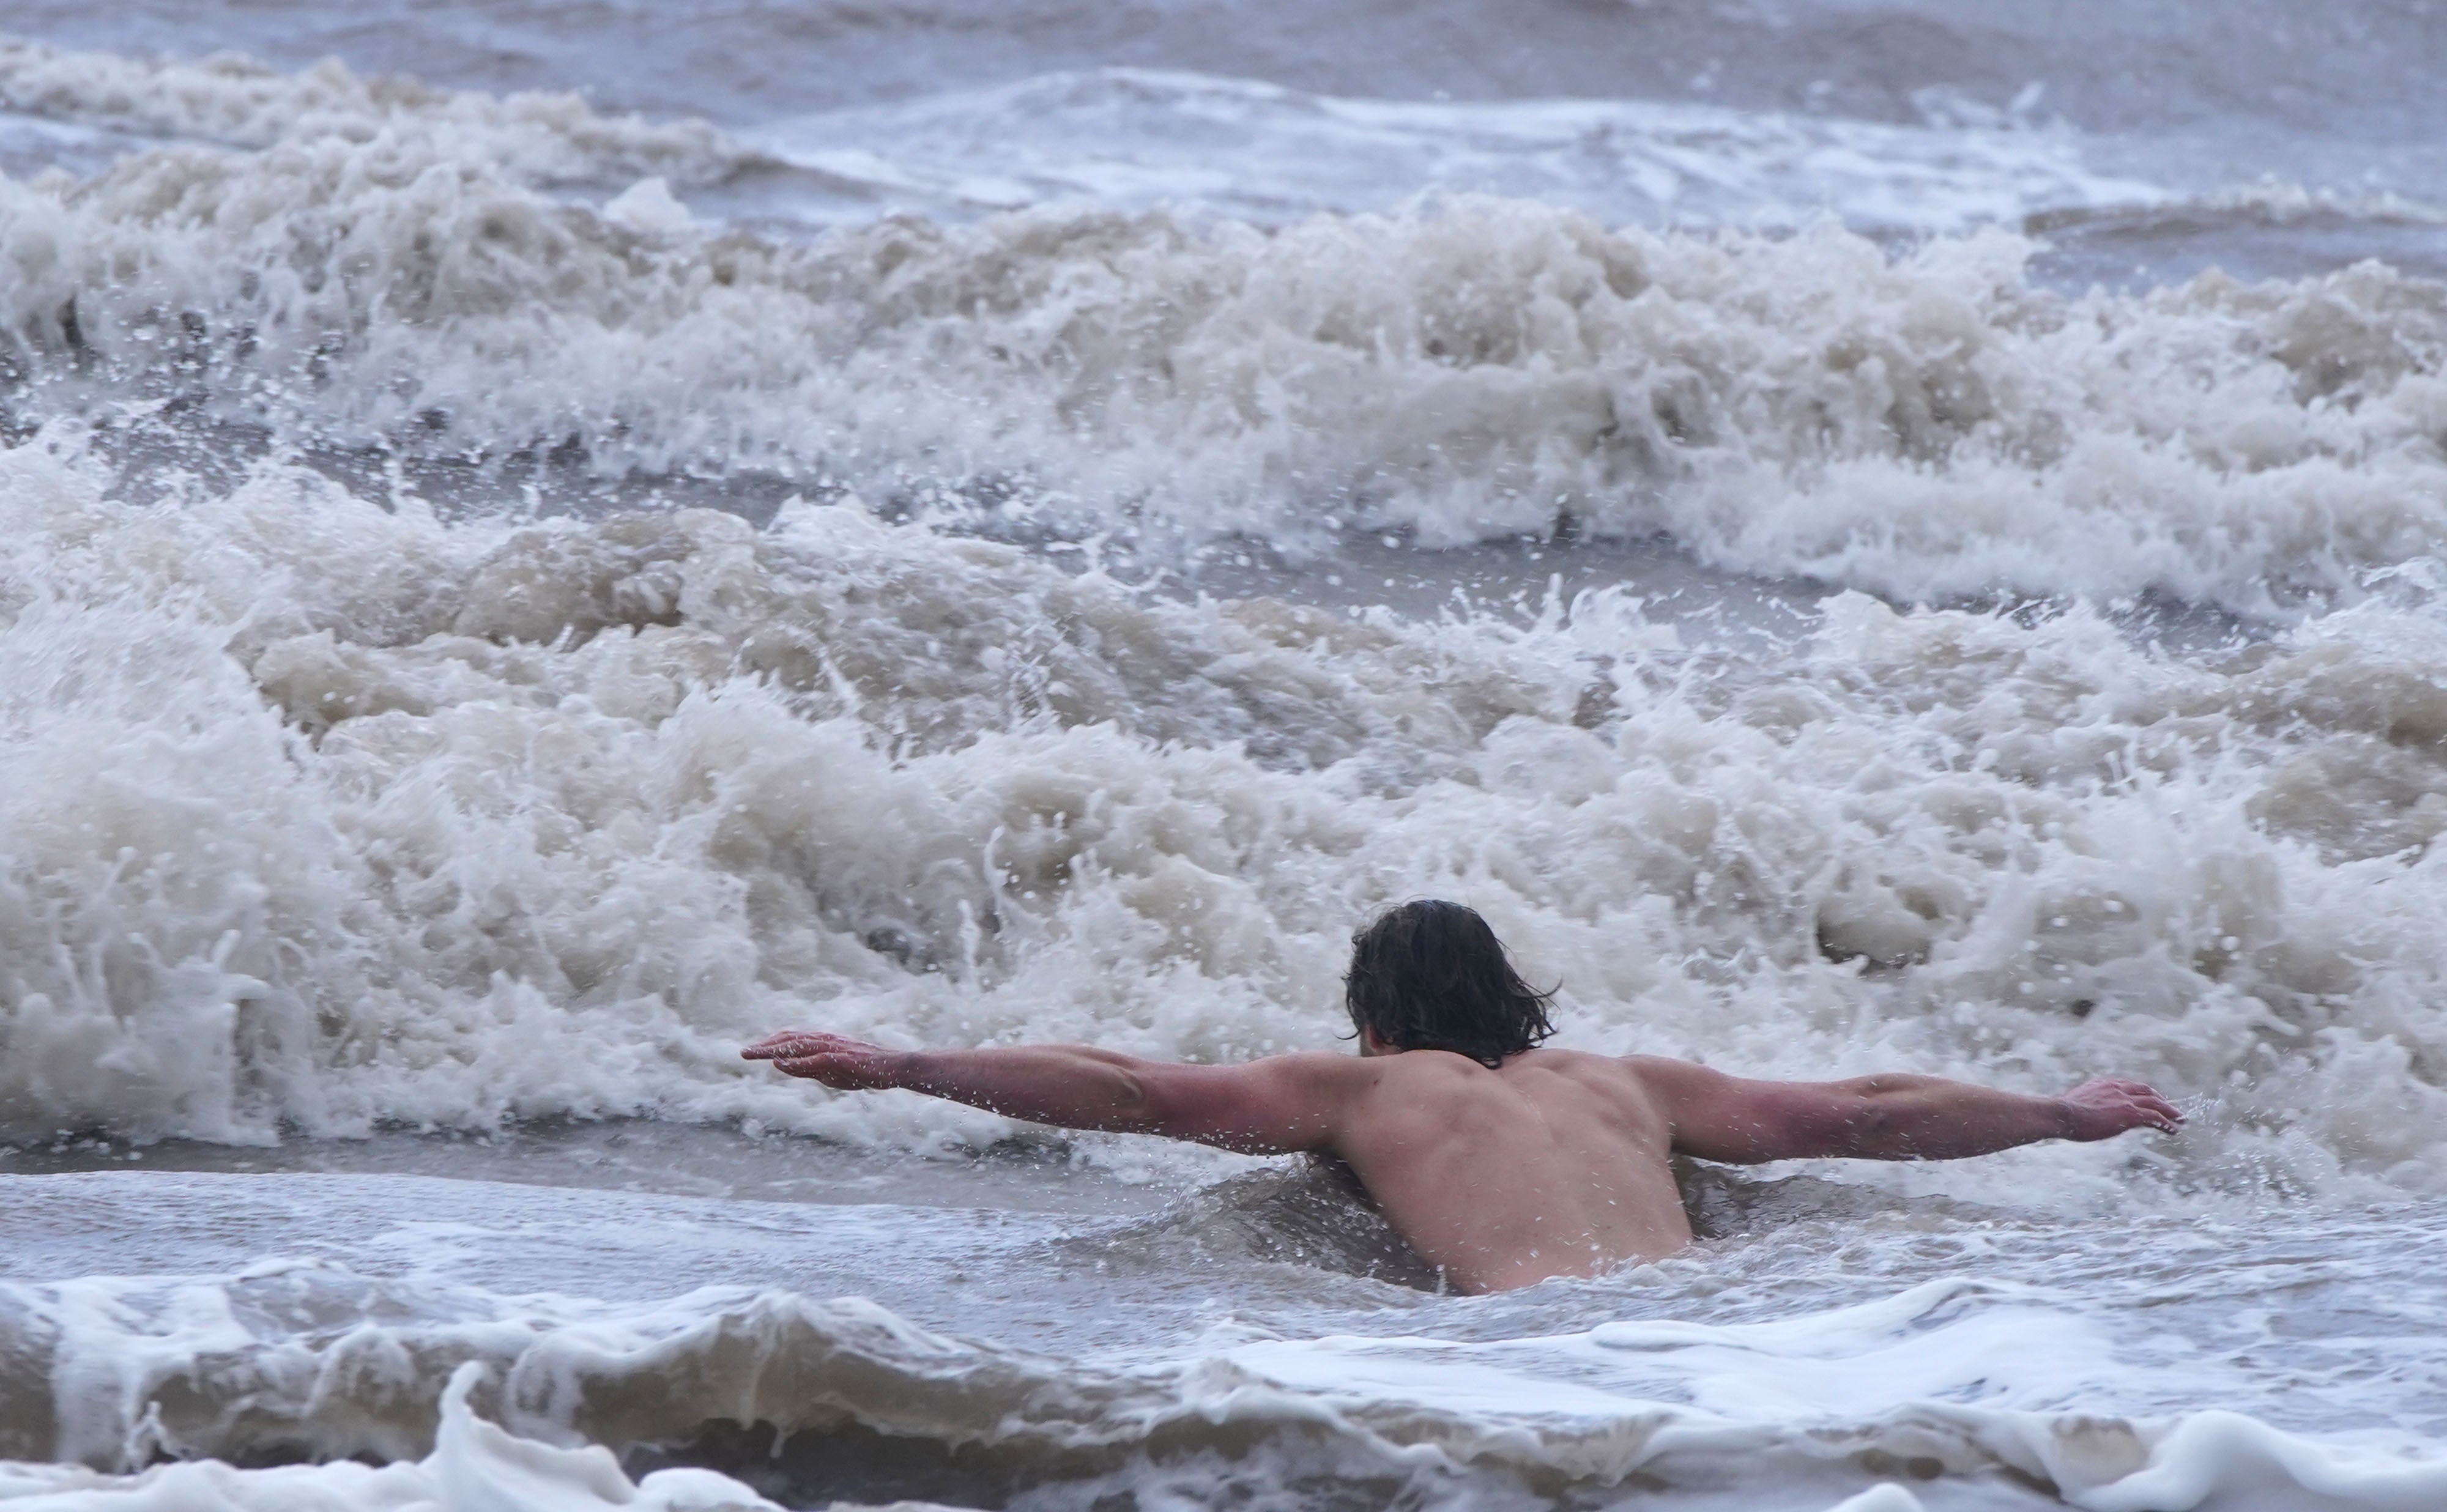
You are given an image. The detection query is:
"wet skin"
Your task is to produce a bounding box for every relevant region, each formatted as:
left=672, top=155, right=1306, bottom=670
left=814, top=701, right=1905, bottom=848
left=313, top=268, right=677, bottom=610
left=743, top=1029, right=2181, bottom=1294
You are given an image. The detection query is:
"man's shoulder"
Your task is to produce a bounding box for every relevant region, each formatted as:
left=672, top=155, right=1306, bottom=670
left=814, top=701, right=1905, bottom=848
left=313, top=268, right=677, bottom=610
left=1610, top=1054, right=1726, bottom=1097
left=1229, top=1050, right=1382, bottom=1094
left=1615, top=1053, right=1705, bottom=1077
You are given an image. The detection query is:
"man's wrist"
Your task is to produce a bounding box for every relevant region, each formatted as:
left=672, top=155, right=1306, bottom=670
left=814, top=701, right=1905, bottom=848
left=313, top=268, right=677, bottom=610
left=882, top=1048, right=931, bottom=1091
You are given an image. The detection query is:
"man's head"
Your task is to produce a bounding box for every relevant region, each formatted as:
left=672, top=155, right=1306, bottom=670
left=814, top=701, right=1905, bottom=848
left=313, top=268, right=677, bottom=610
left=1343, top=900, right=1556, bottom=1068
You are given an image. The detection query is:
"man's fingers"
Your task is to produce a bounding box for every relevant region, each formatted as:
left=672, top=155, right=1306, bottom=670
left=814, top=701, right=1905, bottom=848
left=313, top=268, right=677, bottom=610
left=744, top=1031, right=848, bottom=1061
left=2129, top=1092, right=2182, bottom=1131
left=2066, top=1077, right=2186, bottom=1137
left=753, top=1044, right=844, bottom=1067
left=746, top=1027, right=899, bottom=1095
left=2132, top=1090, right=2182, bottom=1121
left=773, top=1053, right=880, bottom=1089
left=2074, top=1080, right=2182, bottom=1111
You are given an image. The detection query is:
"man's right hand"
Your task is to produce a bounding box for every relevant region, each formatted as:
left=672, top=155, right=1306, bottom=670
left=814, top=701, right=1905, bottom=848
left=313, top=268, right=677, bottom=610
left=2059, top=1078, right=2185, bottom=1141
left=742, top=1030, right=907, bottom=1089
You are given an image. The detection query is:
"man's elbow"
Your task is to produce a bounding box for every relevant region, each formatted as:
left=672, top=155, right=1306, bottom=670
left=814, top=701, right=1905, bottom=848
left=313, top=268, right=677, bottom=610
left=1767, top=1099, right=1896, bottom=1160
left=1835, top=1102, right=1905, bottom=1158
left=1036, top=1048, right=1157, bottom=1130
left=1100, top=1066, right=1161, bottom=1128
left=1118, top=1064, right=1253, bottom=1141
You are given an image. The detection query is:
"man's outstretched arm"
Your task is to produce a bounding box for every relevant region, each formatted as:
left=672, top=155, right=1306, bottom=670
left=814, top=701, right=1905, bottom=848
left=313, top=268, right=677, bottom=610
left=1633, top=1058, right=2182, bottom=1165
left=742, top=1030, right=1368, bottom=1155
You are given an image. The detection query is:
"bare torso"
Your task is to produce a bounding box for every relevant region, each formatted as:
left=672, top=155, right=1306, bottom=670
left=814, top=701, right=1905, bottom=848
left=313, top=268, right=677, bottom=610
left=1331, top=1048, right=1689, bottom=1292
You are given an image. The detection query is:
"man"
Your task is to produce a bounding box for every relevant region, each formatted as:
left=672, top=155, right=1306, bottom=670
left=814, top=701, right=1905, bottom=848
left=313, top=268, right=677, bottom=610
left=746, top=899, right=2182, bottom=1293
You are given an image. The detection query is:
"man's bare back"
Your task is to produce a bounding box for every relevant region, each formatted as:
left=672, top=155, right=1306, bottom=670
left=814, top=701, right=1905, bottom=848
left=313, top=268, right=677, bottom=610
left=740, top=1028, right=2181, bottom=1294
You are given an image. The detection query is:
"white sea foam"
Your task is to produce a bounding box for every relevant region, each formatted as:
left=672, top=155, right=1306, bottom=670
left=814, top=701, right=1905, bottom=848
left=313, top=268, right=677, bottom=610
left=6, top=436, right=2447, bottom=1214
left=0, top=36, right=750, bottom=186
left=0, top=1362, right=782, bottom=1511
left=6, top=1225, right=2444, bottom=1511
left=2, top=42, right=2441, bottom=612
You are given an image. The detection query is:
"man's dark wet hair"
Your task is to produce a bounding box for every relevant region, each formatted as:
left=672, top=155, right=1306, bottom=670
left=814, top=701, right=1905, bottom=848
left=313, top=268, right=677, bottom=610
left=1343, top=900, right=1556, bottom=1068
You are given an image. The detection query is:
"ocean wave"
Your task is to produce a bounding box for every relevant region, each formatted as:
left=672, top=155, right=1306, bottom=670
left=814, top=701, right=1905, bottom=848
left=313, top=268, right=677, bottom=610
left=1, top=43, right=2441, bottom=610
left=3, top=1264, right=2441, bottom=1510
left=7, top=448, right=2447, bottom=1207
left=0, top=35, right=752, bottom=187
left=744, top=64, right=2163, bottom=229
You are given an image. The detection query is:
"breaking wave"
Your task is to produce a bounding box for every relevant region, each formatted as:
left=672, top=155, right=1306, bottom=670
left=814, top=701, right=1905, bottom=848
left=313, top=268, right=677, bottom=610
left=1, top=40, right=2443, bottom=613
left=5, top=1248, right=2444, bottom=1510
left=7, top=443, right=2447, bottom=1210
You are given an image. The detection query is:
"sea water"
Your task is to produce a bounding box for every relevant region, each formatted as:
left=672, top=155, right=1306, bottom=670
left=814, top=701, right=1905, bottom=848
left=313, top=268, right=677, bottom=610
left=3, top=4, right=2447, bottom=1508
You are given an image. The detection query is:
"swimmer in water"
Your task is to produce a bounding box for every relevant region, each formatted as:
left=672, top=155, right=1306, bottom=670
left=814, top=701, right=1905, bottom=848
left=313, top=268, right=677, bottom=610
left=745, top=899, right=2182, bottom=1293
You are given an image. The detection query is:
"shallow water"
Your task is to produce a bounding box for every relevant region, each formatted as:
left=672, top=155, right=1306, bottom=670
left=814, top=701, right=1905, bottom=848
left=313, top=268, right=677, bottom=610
left=5, top=4, right=2447, bottom=1509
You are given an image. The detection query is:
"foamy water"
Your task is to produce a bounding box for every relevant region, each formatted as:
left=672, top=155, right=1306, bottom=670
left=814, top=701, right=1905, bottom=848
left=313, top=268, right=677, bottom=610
left=5, top=6, right=2447, bottom=1509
